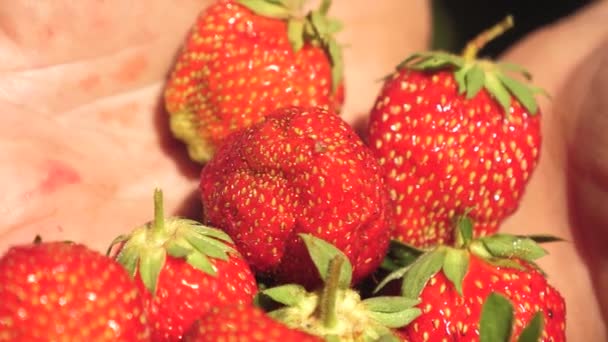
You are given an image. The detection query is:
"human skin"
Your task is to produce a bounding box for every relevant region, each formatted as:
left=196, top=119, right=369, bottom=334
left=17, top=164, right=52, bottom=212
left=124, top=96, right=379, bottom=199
left=0, top=0, right=606, bottom=340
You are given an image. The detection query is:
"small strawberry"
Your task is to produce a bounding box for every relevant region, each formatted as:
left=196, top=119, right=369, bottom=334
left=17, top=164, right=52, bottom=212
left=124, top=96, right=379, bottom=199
left=199, top=106, right=391, bottom=289
left=108, top=189, right=258, bottom=341
left=183, top=304, right=322, bottom=342
left=377, top=217, right=566, bottom=341
left=165, top=0, right=345, bottom=163
left=366, top=16, right=544, bottom=247
left=256, top=234, right=421, bottom=341
left=0, top=240, right=150, bottom=341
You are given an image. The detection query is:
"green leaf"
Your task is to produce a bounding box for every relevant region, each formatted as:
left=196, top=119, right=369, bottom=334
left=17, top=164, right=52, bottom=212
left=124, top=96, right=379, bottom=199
left=366, top=307, right=422, bottom=329
left=442, top=248, right=469, bottom=296
left=498, top=73, right=538, bottom=115
left=516, top=234, right=564, bottom=244
left=484, top=72, right=512, bottom=117
left=184, top=231, right=235, bottom=261
left=188, top=223, right=234, bottom=243
left=258, top=284, right=309, bottom=306
left=498, top=62, right=532, bottom=80
left=164, top=241, right=192, bottom=258
left=374, top=265, right=411, bottom=294
left=186, top=250, right=216, bottom=276
left=326, top=37, right=343, bottom=92
left=481, top=234, right=548, bottom=261
left=319, top=0, right=331, bottom=15
left=362, top=296, right=420, bottom=313
left=455, top=215, right=473, bottom=245
left=454, top=66, right=469, bottom=94
left=465, top=64, right=485, bottom=99
left=287, top=19, right=305, bottom=52
left=299, top=233, right=352, bottom=287
left=487, top=258, right=526, bottom=272
left=518, top=312, right=544, bottom=342
left=382, top=240, right=426, bottom=271
left=116, top=244, right=140, bottom=278
left=139, top=248, right=166, bottom=295
left=480, top=293, right=514, bottom=342
left=402, top=248, right=446, bottom=298
left=236, top=0, right=291, bottom=19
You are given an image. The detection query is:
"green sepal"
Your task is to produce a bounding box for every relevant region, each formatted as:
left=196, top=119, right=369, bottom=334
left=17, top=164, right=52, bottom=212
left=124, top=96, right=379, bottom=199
left=465, top=64, right=485, bottom=99
left=497, top=62, right=532, bottom=80
left=518, top=312, right=544, bottom=342
left=442, top=248, right=469, bottom=296
left=139, top=248, right=166, bottom=296
left=300, top=233, right=352, bottom=287
left=480, top=234, right=548, bottom=262
left=394, top=50, right=545, bottom=117
left=381, top=239, right=426, bottom=271
left=401, top=248, right=446, bottom=298
left=486, top=257, right=526, bottom=272
left=185, top=250, right=216, bottom=276
left=287, top=19, right=305, bottom=52
left=516, top=234, right=564, bottom=244
left=480, top=293, right=514, bottom=342
left=480, top=292, right=545, bottom=342
left=183, top=228, right=236, bottom=261
left=236, top=0, right=291, bottom=19
left=454, top=214, right=474, bottom=247
left=257, top=284, right=309, bottom=307
left=484, top=71, right=512, bottom=117
left=116, top=243, right=140, bottom=278
left=497, top=73, right=538, bottom=114
left=362, top=296, right=422, bottom=328
left=109, top=189, right=242, bottom=298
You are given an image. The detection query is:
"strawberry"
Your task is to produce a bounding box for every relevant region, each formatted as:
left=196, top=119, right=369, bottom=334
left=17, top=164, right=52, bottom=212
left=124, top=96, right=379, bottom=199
left=164, top=0, right=345, bottom=163
left=183, top=304, right=322, bottom=342
left=377, top=217, right=566, bottom=341
left=256, top=234, right=421, bottom=341
left=366, top=16, right=544, bottom=247
left=108, top=189, right=258, bottom=341
left=199, top=106, right=391, bottom=288
left=0, top=240, right=150, bottom=341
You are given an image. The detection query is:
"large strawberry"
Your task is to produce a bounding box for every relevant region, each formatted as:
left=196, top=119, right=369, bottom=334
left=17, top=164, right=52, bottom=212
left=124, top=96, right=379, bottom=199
left=377, top=217, right=566, bottom=341
left=108, top=189, right=258, bottom=341
left=183, top=304, right=322, bottom=342
left=199, top=106, right=391, bottom=289
left=0, top=240, right=150, bottom=341
left=256, top=234, right=421, bottom=341
left=366, top=16, right=544, bottom=247
left=165, top=0, right=344, bottom=163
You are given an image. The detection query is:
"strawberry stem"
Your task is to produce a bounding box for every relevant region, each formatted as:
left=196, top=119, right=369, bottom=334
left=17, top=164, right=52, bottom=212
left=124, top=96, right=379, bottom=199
left=462, top=15, right=514, bottom=61
left=151, top=188, right=165, bottom=238
left=319, top=256, right=343, bottom=329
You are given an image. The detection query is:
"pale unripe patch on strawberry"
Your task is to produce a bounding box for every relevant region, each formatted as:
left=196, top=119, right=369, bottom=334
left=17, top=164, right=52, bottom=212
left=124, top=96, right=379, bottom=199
left=164, top=0, right=344, bottom=163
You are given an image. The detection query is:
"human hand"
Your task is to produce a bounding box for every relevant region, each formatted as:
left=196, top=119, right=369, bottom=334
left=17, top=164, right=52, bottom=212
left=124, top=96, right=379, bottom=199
left=1, top=0, right=607, bottom=340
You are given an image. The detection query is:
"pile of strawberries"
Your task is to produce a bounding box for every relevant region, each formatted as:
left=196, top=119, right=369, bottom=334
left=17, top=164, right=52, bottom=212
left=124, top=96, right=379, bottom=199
left=0, top=1, right=566, bottom=341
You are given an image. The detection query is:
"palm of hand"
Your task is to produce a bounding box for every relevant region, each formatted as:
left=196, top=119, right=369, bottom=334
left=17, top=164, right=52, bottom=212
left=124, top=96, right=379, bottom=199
left=1, top=1, right=607, bottom=341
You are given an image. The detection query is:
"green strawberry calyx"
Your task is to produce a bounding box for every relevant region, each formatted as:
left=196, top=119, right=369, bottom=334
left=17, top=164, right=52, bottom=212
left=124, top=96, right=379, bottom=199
left=375, top=215, right=563, bottom=298
left=396, top=15, right=548, bottom=117
left=480, top=292, right=544, bottom=342
left=236, top=0, right=344, bottom=93
left=107, top=189, right=238, bottom=296
left=255, top=234, right=420, bottom=341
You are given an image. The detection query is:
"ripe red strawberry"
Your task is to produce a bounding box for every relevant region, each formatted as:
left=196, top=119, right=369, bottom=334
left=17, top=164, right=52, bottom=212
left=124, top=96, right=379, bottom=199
left=199, top=106, right=391, bottom=289
left=108, top=189, right=258, bottom=341
left=378, top=218, right=566, bottom=341
left=165, top=0, right=345, bottom=163
left=183, top=304, right=322, bottom=342
left=366, top=16, right=544, bottom=247
left=0, top=240, right=150, bottom=341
